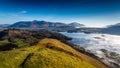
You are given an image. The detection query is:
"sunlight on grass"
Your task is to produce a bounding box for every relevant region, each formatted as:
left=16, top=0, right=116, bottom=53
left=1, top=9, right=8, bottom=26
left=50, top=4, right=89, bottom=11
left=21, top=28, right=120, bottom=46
left=0, top=38, right=108, bottom=68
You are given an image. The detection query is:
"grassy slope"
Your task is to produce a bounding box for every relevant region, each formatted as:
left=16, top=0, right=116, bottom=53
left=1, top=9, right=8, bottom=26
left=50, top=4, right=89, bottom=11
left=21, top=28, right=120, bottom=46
left=0, top=46, right=39, bottom=68
left=0, top=38, right=108, bottom=68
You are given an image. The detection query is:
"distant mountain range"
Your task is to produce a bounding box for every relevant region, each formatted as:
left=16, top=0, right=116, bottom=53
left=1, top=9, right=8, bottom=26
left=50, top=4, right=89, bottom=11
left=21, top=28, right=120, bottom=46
left=68, top=22, right=84, bottom=28
left=6, top=20, right=84, bottom=28
left=68, top=23, right=120, bottom=35
left=1, top=20, right=120, bottom=35
left=0, top=24, right=10, bottom=28
left=101, top=23, right=120, bottom=35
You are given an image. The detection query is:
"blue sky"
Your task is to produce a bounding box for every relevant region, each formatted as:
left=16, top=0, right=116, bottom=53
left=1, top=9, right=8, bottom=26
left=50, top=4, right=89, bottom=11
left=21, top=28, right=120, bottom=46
left=0, top=0, right=120, bottom=27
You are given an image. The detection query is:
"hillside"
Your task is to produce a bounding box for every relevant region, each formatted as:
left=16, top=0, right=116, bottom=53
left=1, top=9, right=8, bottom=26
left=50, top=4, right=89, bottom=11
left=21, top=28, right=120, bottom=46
left=0, top=29, right=108, bottom=68
left=100, top=23, right=120, bottom=35
left=0, top=38, right=108, bottom=68
left=0, top=29, right=71, bottom=51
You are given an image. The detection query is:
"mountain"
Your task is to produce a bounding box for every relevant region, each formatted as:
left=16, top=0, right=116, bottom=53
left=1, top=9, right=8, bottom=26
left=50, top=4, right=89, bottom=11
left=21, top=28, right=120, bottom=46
left=101, top=23, right=120, bottom=35
left=0, top=24, right=11, bottom=28
left=69, top=23, right=120, bottom=34
left=68, top=22, right=84, bottom=28
left=0, top=29, right=108, bottom=68
left=7, top=20, right=84, bottom=30
left=8, top=20, right=67, bottom=28
left=107, top=23, right=120, bottom=27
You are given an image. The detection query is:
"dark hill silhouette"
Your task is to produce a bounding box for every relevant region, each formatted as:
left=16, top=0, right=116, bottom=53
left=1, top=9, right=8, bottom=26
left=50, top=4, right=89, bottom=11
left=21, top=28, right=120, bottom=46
left=0, top=29, right=71, bottom=51
left=8, top=20, right=84, bottom=30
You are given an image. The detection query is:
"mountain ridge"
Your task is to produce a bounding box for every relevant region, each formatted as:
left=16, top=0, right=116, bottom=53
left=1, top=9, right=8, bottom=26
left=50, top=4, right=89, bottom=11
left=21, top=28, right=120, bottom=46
left=7, top=20, right=84, bottom=28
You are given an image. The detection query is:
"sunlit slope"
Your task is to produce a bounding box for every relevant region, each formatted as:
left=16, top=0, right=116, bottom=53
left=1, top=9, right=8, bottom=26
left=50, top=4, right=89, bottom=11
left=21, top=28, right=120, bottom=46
left=0, top=38, right=108, bottom=68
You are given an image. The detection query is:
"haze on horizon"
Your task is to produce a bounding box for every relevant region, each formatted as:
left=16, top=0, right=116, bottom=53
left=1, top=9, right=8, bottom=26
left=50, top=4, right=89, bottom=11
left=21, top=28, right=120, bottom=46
left=0, top=0, right=120, bottom=27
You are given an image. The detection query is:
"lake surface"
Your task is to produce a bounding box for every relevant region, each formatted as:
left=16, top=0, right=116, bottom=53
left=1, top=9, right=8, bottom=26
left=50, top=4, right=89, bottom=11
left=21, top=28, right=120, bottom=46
left=60, top=32, right=120, bottom=55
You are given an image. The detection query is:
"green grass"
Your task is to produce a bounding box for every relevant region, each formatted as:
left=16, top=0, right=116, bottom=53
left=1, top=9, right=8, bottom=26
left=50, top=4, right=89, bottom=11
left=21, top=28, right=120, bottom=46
left=0, top=46, right=39, bottom=68
left=14, top=38, right=27, bottom=47
left=0, top=38, right=108, bottom=68
left=0, top=51, right=28, bottom=68
left=12, top=36, right=38, bottom=47
left=23, top=48, right=95, bottom=68
left=0, top=36, right=39, bottom=48
left=0, top=40, right=10, bottom=46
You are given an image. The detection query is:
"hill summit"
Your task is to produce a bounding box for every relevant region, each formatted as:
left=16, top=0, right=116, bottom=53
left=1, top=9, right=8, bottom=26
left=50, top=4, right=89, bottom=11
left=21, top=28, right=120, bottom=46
left=0, top=29, right=108, bottom=68
left=0, top=38, right=108, bottom=68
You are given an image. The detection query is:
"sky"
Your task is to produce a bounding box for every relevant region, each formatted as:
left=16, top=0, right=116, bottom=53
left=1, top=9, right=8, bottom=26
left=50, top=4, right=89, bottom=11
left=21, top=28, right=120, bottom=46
left=0, top=0, right=120, bottom=27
